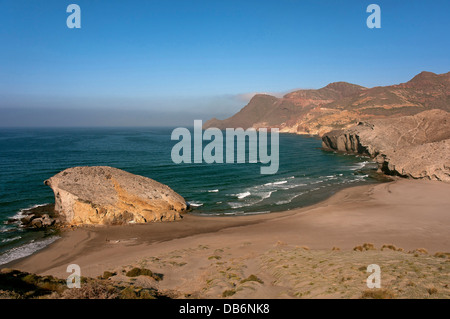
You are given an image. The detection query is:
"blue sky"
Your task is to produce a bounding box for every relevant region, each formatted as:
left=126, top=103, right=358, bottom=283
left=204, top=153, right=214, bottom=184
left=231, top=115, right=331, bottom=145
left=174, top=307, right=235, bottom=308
left=0, top=0, right=449, bottom=126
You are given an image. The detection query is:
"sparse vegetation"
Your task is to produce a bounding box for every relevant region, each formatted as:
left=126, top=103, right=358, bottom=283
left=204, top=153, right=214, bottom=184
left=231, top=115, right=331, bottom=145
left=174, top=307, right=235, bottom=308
left=434, top=252, right=449, bottom=258
left=354, top=243, right=376, bottom=251
left=409, top=248, right=428, bottom=255
left=208, top=255, right=222, bottom=260
left=222, top=289, right=236, bottom=297
left=361, top=289, right=396, bottom=299
left=381, top=244, right=403, bottom=252
left=125, top=267, right=163, bottom=281
left=62, top=281, right=118, bottom=299
left=240, top=275, right=264, bottom=285
left=0, top=268, right=168, bottom=299
left=427, top=287, right=438, bottom=295
left=100, top=271, right=116, bottom=280
left=119, top=286, right=158, bottom=299
left=362, top=243, right=376, bottom=250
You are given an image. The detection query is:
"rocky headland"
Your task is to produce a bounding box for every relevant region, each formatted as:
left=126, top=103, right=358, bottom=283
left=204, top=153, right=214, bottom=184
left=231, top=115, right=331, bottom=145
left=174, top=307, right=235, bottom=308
left=322, top=109, right=450, bottom=181
left=205, top=71, right=450, bottom=182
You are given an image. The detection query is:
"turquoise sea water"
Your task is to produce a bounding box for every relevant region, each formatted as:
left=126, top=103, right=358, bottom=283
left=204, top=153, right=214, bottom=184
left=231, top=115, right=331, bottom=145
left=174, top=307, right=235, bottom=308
left=0, top=127, right=380, bottom=265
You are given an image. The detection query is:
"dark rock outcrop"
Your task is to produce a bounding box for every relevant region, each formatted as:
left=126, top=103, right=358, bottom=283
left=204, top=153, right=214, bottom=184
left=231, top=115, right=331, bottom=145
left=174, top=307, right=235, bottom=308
left=44, top=166, right=187, bottom=226
left=11, top=204, right=60, bottom=229
left=322, top=110, right=450, bottom=181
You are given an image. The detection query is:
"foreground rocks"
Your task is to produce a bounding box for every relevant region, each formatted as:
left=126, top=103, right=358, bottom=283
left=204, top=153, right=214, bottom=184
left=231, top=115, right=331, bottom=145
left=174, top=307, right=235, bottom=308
left=44, top=166, right=187, bottom=226
left=5, top=204, right=60, bottom=229
left=322, top=109, right=450, bottom=181
left=0, top=268, right=170, bottom=299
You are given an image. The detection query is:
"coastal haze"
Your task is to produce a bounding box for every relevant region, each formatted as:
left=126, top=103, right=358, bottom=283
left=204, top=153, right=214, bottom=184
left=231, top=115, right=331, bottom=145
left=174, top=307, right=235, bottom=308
left=0, top=0, right=449, bottom=302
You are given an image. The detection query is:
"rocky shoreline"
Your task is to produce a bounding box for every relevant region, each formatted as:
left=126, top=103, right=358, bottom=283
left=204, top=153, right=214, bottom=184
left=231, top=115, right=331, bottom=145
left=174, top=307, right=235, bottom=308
left=322, top=109, right=450, bottom=181
left=6, top=204, right=60, bottom=230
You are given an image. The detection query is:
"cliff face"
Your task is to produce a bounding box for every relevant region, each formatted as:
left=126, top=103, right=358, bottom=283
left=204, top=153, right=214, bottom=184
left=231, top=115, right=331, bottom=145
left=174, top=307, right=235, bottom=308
left=322, top=110, right=450, bottom=181
left=44, top=166, right=187, bottom=225
left=204, top=71, right=450, bottom=136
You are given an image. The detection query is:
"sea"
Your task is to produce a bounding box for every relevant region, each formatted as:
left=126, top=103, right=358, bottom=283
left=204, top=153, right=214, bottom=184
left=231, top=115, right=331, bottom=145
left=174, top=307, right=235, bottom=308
left=0, top=127, right=383, bottom=265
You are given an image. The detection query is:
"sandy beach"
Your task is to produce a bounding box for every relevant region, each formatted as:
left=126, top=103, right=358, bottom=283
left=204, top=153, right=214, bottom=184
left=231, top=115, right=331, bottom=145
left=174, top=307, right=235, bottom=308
left=6, top=178, right=450, bottom=298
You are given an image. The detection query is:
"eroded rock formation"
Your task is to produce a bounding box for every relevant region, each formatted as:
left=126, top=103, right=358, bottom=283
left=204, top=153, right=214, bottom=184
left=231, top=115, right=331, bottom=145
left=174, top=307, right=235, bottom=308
left=322, top=110, right=450, bottom=181
left=44, top=166, right=187, bottom=225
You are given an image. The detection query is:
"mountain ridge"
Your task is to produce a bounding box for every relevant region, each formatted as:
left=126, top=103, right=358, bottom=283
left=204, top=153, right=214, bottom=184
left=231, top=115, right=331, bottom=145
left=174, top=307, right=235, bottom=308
left=204, top=71, right=450, bottom=136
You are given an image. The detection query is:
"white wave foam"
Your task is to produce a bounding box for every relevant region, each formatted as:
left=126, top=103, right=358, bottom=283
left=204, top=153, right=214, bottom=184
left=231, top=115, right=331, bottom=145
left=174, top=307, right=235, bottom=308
left=281, top=183, right=307, bottom=190
left=188, top=201, right=203, bottom=207
left=0, top=226, right=11, bottom=233
left=349, top=161, right=369, bottom=171
left=260, top=191, right=274, bottom=199
left=237, top=191, right=251, bottom=199
left=223, top=212, right=237, bottom=215
left=208, top=189, right=219, bottom=193
left=0, top=236, right=60, bottom=266
left=275, top=192, right=305, bottom=205
left=228, top=202, right=251, bottom=209
left=243, top=211, right=270, bottom=215
left=10, top=203, right=49, bottom=221
left=1, top=236, right=22, bottom=243
left=264, top=181, right=287, bottom=186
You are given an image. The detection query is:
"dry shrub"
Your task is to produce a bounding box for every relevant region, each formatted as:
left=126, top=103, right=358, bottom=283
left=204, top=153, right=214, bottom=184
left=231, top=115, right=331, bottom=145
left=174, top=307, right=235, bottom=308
left=354, top=243, right=376, bottom=252
left=62, top=282, right=118, bottom=299
left=222, top=289, right=236, bottom=298
left=434, top=252, right=450, bottom=258
left=409, top=248, right=428, bottom=255
left=240, top=275, right=264, bottom=284
left=361, top=288, right=395, bottom=299
left=125, top=268, right=163, bottom=281
left=362, top=243, right=376, bottom=251
left=381, top=244, right=403, bottom=252
left=100, top=271, right=116, bottom=280
left=427, top=287, right=438, bottom=295
left=119, top=286, right=157, bottom=299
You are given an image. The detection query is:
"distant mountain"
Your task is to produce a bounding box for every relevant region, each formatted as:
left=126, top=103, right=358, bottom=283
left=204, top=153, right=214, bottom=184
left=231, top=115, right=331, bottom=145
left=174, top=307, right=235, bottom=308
left=204, top=71, right=450, bottom=136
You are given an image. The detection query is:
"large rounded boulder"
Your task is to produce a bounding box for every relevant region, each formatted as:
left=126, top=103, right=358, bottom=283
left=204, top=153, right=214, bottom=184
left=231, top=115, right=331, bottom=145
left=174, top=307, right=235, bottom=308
left=44, top=166, right=187, bottom=225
